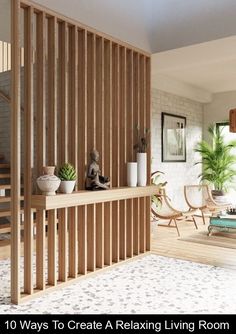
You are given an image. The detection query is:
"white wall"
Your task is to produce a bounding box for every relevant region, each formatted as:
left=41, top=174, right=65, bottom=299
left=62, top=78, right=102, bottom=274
left=0, top=0, right=10, bottom=43
left=152, top=74, right=212, bottom=103
left=152, top=88, right=203, bottom=210
left=203, top=91, right=236, bottom=139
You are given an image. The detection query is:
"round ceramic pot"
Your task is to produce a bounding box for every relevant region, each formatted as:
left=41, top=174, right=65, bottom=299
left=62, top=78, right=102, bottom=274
left=37, top=166, right=61, bottom=196
left=60, top=180, right=76, bottom=194
left=127, top=162, right=137, bottom=187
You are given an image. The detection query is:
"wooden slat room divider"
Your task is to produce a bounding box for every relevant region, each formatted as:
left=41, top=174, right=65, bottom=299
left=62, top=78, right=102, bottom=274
left=11, top=0, right=152, bottom=304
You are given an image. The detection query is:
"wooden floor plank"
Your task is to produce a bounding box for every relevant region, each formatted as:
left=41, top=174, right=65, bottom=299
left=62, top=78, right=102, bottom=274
left=151, top=218, right=236, bottom=270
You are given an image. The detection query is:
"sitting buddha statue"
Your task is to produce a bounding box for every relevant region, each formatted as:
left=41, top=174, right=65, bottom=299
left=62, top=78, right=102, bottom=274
left=85, top=149, right=110, bottom=190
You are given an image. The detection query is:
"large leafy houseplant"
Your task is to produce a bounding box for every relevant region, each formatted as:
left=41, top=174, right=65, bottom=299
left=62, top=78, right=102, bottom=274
left=195, top=125, right=236, bottom=192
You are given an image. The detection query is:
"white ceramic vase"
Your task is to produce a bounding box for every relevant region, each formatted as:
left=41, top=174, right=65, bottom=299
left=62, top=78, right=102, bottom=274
left=60, top=180, right=76, bottom=194
left=137, top=152, right=147, bottom=187
left=36, top=166, right=61, bottom=196
left=127, top=162, right=137, bottom=187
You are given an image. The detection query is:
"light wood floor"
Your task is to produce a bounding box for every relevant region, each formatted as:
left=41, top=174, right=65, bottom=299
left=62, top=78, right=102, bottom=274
left=151, top=216, right=236, bottom=271
left=0, top=216, right=236, bottom=270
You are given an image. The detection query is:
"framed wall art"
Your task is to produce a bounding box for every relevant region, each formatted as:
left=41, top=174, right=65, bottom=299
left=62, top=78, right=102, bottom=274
left=161, top=112, right=186, bottom=162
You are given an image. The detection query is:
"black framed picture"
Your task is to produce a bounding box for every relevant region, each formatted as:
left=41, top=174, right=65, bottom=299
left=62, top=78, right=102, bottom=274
left=161, top=112, right=186, bottom=162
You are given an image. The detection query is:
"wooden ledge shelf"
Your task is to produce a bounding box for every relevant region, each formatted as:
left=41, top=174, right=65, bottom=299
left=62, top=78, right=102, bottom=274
left=32, top=185, right=159, bottom=210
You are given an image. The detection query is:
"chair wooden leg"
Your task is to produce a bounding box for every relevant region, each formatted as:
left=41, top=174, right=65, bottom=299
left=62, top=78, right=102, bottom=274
left=192, top=216, right=198, bottom=229
left=173, top=219, right=180, bottom=237
left=201, top=210, right=206, bottom=225
left=168, top=219, right=172, bottom=226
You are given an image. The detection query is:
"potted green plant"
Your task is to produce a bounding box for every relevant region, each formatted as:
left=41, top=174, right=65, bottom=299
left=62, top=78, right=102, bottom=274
left=58, top=163, right=77, bottom=194
left=195, top=124, right=236, bottom=197
left=151, top=171, right=167, bottom=210
left=133, top=126, right=150, bottom=187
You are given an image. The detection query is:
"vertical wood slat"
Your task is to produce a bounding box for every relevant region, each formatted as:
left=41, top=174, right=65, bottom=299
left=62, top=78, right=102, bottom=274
left=78, top=29, right=87, bottom=275
left=36, top=210, right=46, bottom=289
left=58, top=208, right=68, bottom=282
left=3, top=42, right=7, bottom=70
left=47, top=16, right=58, bottom=286
left=77, top=30, right=87, bottom=275
left=68, top=26, right=78, bottom=278
left=35, top=10, right=46, bottom=291
left=78, top=29, right=87, bottom=190
left=139, top=56, right=146, bottom=253
left=146, top=57, right=151, bottom=183
left=36, top=11, right=46, bottom=178
left=139, top=197, right=146, bottom=253
left=68, top=207, right=78, bottom=278
left=133, top=52, right=140, bottom=255
left=57, top=22, right=69, bottom=282
left=96, top=203, right=104, bottom=268
left=87, top=32, right=96, bottom=153
left=68, top=25, right=78, bottom=170
left=104, top=202, right=112, bottom=265
left=96, top=37, right=104, bottom=169
left=87, top=204, right=96, bottom=271
left=96, top=37, right=104, bottom=268
left=48, top=210, right=57, bottom=285
left=133, top=198, right=140, bottom=255
left=11, top=0, right=21, bottom=304
left=0, top=42, right=2, bottom=72
left=126, top=199, right=133, bottom=257
left=47, top=16, right=57, bottom=166
left=145, top=57, right=151, bottom=250
left=112, top=43, right=120, bottom=262
left=23, top=5, right=34, bottom=295
left=145, top=197, right=151, bottom=251
left=8, top=43, right=11, bottom=71
left=58, top=21, right=68, bottom=164
left=126, top=50, right=134, bottom=257
left=104, top=40, right=112, bottom=266
left=86, top=33, right=96, bottom=271
left=119, top=47, right=127, bottom=260
left=78, top=205, right=87, bottom=274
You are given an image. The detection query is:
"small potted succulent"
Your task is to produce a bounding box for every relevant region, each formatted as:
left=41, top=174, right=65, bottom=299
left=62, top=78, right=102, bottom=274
left=58, top=163, right=77, bottom=194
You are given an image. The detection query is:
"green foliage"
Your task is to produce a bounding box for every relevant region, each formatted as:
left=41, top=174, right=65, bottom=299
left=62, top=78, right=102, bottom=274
left=58, top=163, right=77, bottom=181
left=151, top=171, right=167, bottom=209
left=195, top=125, right=236, bottom=191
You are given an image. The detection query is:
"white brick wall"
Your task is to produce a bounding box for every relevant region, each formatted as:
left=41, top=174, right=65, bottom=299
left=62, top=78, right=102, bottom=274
left=151, top=88, right=203, bottom=210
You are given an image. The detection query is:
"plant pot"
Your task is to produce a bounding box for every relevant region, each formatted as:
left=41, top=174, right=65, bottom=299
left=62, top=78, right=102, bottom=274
left=211, top=190, right=229, bottom=204
left=36, top=166, right=61, bottom=196
left=211, top=190, right=225, bottom=197
left=137, top=152, right=147, bottom=187
left=127, top=162, right=137, bottom=187
left=60, top=180, right=76, bottom=194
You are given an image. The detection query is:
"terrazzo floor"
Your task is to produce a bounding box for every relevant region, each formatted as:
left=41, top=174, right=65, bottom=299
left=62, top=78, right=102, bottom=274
left=0, top=254, right=236, bottom=314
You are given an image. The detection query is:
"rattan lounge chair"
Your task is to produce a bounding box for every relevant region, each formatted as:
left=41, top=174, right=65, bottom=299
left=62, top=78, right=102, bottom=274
left=184, top=184, right=231, bottom=225
left=151, top=188, right=198, bottom=237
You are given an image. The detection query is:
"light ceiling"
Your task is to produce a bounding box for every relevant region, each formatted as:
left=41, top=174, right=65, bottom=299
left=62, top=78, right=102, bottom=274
left=1, top=0, right=236, bottom=99
left=34, top=0, right=236, bottom=53
left=152, top=36, right=236, bottom=101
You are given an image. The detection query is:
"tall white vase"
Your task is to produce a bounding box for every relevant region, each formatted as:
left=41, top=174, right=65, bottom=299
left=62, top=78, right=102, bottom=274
left=137, top=152, right=147, bottom=187
left=127, top=162, right=137, bottom=187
